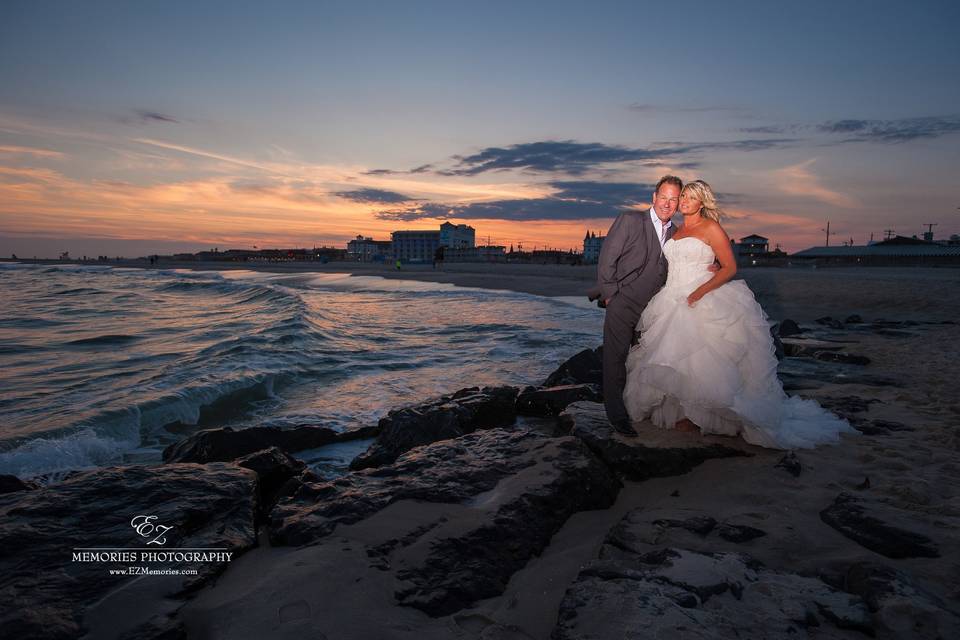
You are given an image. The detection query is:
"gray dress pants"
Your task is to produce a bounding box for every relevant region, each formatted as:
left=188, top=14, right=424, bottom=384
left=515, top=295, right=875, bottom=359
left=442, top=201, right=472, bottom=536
left=602, top=291, right=647, bottom=424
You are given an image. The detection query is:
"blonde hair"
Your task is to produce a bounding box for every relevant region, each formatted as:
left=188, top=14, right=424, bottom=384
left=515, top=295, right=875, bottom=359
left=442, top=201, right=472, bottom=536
left=681, top=180, right=723, bottom=222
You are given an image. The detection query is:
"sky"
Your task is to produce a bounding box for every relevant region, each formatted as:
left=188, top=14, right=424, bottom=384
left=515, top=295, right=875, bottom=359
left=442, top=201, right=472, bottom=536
left=1, top=0, right=958, bottom=258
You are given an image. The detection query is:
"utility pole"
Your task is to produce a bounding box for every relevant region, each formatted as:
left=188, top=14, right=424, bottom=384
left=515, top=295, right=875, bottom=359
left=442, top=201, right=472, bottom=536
left=922, top=223, right=938, bottom=242
left=883, top=229, right=895, bottom=240
left=821, top=221, right=835, bottom=246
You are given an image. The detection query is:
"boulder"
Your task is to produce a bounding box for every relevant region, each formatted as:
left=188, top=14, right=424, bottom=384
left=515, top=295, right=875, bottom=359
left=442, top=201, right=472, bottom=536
left=163, top=424, right=377, bottom=464
left=270, top=429, right=620, bottom=617
left=820, top=492, right=939, bottom=558
left=515, top=384, right=602, bottom=417
left=233, top=446, right=306, bottom=514
left=559, top=401, right=750, bottom=481
left=0, top=464, right=258, bottom=640
left=0, top=474, right=38, bottom=494
left=542, top=346, right=603, bottom=388
left=349, top=386, right=518, bottom=471
left=777, top=318, right=803, bottom=337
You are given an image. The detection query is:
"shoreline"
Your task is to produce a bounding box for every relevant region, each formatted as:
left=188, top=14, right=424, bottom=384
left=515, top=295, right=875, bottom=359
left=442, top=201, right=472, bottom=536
left=4, top=257, right=959, bottom=322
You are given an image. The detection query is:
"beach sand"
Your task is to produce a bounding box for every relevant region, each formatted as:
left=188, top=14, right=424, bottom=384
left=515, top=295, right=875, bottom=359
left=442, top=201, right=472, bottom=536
left=8, top=259, right=958, bottom=637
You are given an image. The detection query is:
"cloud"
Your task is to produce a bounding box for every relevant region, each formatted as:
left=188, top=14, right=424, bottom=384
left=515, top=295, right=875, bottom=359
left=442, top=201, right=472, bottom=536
left=363, top=163, right=434, bottom=176
left=374, top=180, right=660, bottom=222
left=628, top=103, right=745, bottom=114
left=738, top=125, right=791, bottom=134
left=335, top=187, right=415, bottom=204
left=135, top=110, right=179, bottom=124
left=817, top=116, right=960, bottom=142
left=0, top=144, right=65, bottom=158
left=439, top=138, right=794, bottom=177
left=771, top=159, right=857, bottom=208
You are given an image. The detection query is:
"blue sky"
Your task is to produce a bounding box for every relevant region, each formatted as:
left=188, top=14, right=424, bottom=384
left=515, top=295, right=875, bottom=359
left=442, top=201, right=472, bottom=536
left=1, top=0, right=958, bottom=256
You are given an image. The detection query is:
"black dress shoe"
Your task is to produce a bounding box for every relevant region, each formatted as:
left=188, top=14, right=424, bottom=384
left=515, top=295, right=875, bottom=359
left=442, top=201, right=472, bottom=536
left=612, top=418, right=638, bottom=436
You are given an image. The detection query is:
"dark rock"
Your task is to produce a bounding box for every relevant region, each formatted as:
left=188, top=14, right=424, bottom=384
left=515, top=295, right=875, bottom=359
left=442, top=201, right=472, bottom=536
left=542, top=346, right=603, bottom=389
left=653, top=516, right=717, bottom=536
left=855, top=476, right=871, bottom=490
left=778, top=318, right=803, bottom=337
left=163, top=424, right=377, bottom=464
left=554, top=542, right=873, bottom=639
left=817, top=395, right=881, bottom=418
left=349, top=386, right=518, bottom=470
left=820, top=492, right=939, bottom=558
left=842, top=562, right=960, bottom=638
left=516, top=384, right=602, bottom=417
left=814, top=351, right=871, bottom=365
left=560, top=402, right=750, bottom=481
left=0, top=474, right=38, bottom=494
left=815, top=316, right=845, bottom=329
left=775, top=451, right=802, bottom=477
left=0, top=464, right=258, bottom=640
left=716, top=523, right=767, bottom=543
left=234, top=446, right=305, bottom=514
left=270, top=429, right=620, bottom=616
left=769, top=325, right=785, bottom=360
left=845, top=314, right=863, bottom=324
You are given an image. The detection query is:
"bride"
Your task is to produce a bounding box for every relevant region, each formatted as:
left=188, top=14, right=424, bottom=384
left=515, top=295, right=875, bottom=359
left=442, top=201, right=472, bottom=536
left=623, top=180, right=855, bottom=449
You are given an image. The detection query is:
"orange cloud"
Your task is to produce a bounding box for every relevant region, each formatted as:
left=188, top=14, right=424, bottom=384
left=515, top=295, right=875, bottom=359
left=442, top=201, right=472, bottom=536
left=771, top=159, right=857, bottom=208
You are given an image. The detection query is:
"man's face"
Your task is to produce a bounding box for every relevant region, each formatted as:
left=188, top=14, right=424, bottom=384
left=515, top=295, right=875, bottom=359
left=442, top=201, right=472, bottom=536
left=652, top=184, right=681, bottom=222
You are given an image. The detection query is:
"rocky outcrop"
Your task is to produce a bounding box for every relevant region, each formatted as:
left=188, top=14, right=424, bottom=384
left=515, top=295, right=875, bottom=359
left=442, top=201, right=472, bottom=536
left=555, top=546, right=873, bottom=639
left=515, top=384, right=602, bottom=417
left=542, top=346, right=603, bottom=388
left=820, top=492, right=939, bottom=558
left=559, top=401, right=750, bottom=481
left=0, top=464, right=258, bottom=640
left=163, top=424, right=377, bottom=464
left=271, top=428, right=620, bottom=616
left=349, top=386, right=519, bottom=470
left=233, top=446, right=305, bottom=515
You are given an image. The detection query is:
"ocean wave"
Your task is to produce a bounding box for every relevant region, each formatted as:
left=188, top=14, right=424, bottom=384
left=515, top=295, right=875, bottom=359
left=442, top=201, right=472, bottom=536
left=65, top=334, right=142, bottom=347
left=0, top=373, right=284, bottom=479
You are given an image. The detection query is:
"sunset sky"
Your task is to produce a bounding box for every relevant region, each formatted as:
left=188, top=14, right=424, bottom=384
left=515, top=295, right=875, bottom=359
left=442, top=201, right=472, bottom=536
left=1, top=0, right=958, bottom=257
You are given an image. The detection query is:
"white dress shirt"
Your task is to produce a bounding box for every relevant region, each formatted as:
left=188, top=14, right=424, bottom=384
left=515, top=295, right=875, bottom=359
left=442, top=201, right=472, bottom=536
left=649, top=207, right=673, bottom=248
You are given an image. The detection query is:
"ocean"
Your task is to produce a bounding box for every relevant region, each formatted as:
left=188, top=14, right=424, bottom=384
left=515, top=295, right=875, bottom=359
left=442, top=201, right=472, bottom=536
left=0, top=263, right=603, bottom=481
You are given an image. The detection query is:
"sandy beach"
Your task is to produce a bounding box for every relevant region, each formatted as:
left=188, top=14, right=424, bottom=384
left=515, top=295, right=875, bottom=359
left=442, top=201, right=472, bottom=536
left=3, top=262, right=959, bottom=639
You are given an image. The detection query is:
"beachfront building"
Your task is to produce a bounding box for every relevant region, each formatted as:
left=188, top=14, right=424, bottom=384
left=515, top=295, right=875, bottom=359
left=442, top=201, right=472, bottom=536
left=440, top=222, right=475, bottom=248
left=391, top=230, right=441, bottom=263
left=445, top=245, right=507, bottom=262
left=583, top=231, right=604, bottom=263
left=792, top=235, right=960, bottom=266
left=734, top=234, right=769, bottom=256
left=347, top=235, right=392, bottom=262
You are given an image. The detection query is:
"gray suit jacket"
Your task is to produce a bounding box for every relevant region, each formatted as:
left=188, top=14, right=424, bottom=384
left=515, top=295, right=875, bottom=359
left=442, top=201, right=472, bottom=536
left=590, top=209, right=675, bottom=305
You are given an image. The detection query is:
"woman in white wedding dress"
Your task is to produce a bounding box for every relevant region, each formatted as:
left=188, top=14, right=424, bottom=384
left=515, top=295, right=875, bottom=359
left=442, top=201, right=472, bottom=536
left=623, top=180, right=856, bottom=449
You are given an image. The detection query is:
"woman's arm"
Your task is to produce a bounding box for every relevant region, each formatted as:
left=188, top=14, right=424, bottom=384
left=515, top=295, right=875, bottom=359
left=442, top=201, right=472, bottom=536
left=687, top=222, right=737, bottom=307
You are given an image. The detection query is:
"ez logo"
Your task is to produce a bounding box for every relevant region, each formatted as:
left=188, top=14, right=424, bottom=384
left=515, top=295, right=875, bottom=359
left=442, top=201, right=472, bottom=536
left=130, top=515, right=173, bottom=545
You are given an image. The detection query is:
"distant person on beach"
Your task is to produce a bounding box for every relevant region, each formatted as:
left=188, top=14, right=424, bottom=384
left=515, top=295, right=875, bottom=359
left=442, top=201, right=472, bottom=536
left=395, top=258, right=402, bottom=270
left=589, top=175, right=685, bottom=435
left=621, top=179, right=854, bottom=448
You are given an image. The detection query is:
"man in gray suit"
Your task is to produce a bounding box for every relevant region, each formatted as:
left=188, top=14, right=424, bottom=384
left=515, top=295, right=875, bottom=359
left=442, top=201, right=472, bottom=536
left=589, top=175, right=683, bottom=435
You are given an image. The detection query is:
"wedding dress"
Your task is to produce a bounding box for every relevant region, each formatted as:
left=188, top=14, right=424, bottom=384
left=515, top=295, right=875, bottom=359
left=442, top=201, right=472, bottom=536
left=623, top=236, right=856, bottom=449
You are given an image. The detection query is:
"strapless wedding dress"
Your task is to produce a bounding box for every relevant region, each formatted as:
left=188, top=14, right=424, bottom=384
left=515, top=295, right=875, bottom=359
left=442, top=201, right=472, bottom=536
left=623, top=236, right=855, bottom=449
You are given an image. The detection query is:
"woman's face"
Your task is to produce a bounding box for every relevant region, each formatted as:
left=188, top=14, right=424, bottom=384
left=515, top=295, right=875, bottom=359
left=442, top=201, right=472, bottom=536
left=679, top=190, right=702, bottom=216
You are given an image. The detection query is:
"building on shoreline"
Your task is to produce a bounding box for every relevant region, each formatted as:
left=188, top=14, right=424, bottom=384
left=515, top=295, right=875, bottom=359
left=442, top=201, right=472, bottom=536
left=791, top=235, right=960, bottom=266
left=392, top=222, right=476, bottom=263
left=583, top=231, right=604, bottom=263
left=347, top=235, right=392, bottom=262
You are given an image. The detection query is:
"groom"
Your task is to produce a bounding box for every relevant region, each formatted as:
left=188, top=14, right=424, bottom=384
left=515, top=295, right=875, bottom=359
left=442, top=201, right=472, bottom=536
left=589, top=175, right=682, bottom=435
